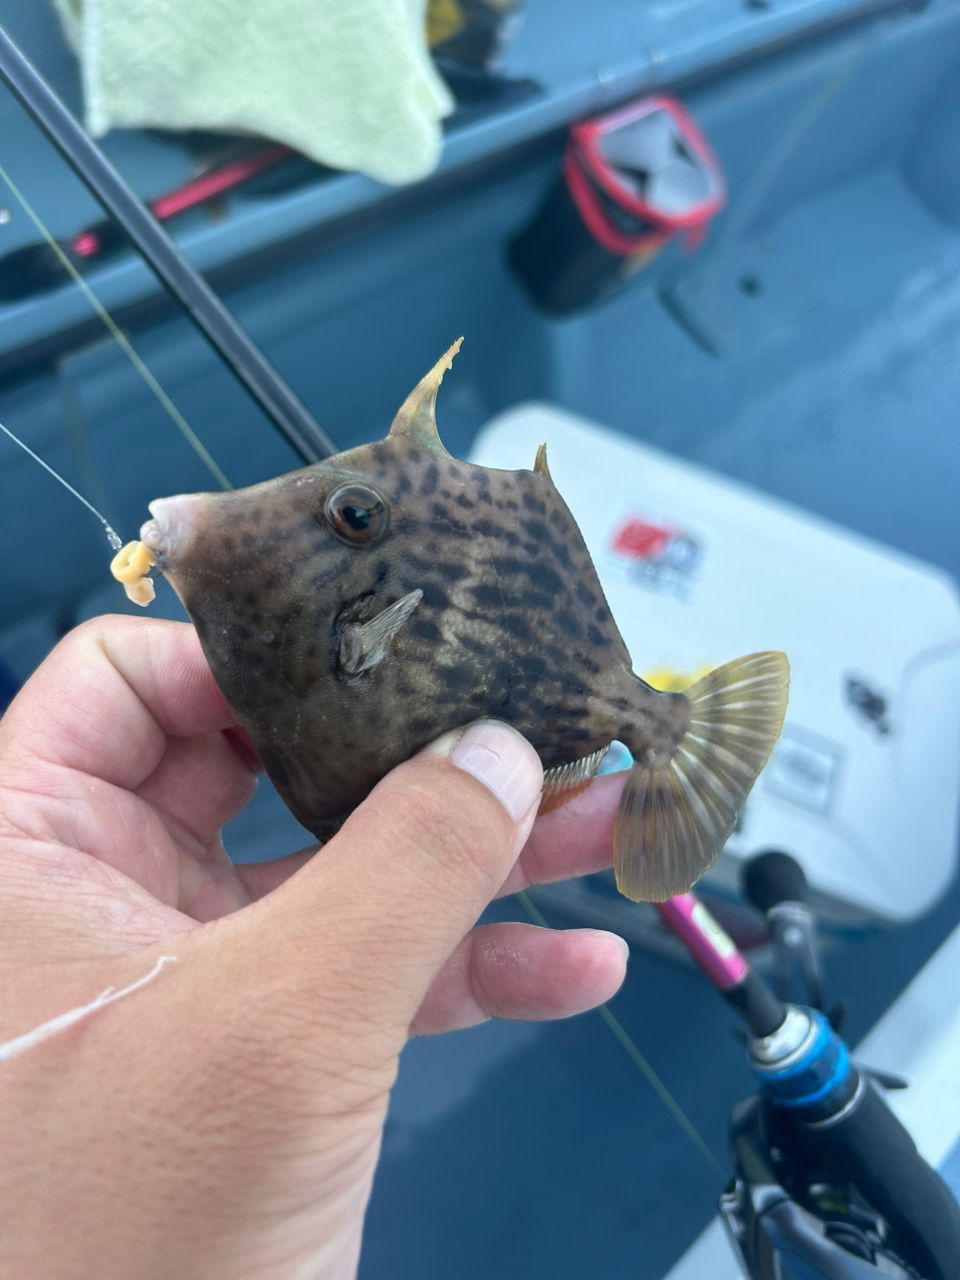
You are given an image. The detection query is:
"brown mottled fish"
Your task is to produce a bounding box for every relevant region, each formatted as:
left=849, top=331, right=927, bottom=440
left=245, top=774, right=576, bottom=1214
left=135, top=342, right=789, bottom=901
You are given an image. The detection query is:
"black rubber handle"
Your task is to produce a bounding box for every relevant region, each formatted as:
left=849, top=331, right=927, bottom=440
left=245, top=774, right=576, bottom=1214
left=742, top=849, right=809, bottom=913
left=801, top=1075, right=960, bottom=1280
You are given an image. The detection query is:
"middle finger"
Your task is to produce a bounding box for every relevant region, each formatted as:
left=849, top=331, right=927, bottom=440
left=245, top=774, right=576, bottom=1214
left=137, top=733, right=258, bottom=854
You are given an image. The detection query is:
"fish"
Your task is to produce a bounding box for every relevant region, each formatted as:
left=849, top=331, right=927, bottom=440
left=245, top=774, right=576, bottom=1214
left=137, top=341, right=789, bottom=902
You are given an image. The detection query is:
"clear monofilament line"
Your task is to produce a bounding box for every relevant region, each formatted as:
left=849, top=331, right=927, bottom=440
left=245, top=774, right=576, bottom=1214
left=0, top=159, right=232, bottom=491
left=515, top=888, right=726, bottom=1180
left=0, top=417, right=122, bottom=549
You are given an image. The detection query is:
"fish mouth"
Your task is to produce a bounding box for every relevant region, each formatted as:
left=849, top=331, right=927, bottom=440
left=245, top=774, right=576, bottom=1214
left=140, top=494, right=203, bottom=566
left=139, top=506, right=171, bottom=566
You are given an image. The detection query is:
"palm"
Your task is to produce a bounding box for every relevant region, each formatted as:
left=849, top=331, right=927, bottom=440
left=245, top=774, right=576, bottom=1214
left=0, top=620, right=310, bottom=965
left=0, top=618, right=624, bottom=1002
left=28, top=737, right=265, bottom=925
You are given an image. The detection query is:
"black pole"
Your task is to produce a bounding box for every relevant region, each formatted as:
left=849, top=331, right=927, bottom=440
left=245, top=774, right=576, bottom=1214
left=0, top=25, right=338, bottom=464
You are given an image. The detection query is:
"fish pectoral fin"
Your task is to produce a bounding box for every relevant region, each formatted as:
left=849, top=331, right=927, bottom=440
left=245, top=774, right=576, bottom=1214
left=338, top=589, right=423, bottom=677
left=615, top=652, right=790, bottom=902
left=540, top=745, right=609, bottom=812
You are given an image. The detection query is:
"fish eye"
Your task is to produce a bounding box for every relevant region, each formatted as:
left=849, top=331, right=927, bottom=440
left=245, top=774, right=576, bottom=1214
left=324, top=483, right=389, bottom=546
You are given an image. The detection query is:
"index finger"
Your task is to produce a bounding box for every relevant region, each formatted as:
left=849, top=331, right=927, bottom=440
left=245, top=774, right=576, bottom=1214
left=497, top=770, right=627, bottom=897
left=0, top=616, right=237, bottom=790
left=243, top=768, right=628, bottom=903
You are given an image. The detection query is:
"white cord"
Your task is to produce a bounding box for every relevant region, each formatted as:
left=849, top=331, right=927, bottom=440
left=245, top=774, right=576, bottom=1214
left=0, top=955, right=177, bottom=1062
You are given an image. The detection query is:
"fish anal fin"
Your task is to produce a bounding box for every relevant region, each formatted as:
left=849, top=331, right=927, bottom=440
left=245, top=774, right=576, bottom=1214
left=615, top=651, right=790, bottom=902
left=533, top=442, right=553, bottom=481
left=540, top=745, right=608, bottom=813
left=338, top=589, right=423, bottom=677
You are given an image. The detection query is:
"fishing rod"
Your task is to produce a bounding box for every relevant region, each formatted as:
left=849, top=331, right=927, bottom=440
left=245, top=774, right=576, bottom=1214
left=0, top=24, right=338, bottom=466
left=658, top=853, right=960, bottom=1280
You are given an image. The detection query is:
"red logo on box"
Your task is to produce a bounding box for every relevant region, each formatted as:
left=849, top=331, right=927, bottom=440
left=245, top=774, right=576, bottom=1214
left=611, top=517, right=672, bottom=562
left=609, top=514, right=703, bottom=599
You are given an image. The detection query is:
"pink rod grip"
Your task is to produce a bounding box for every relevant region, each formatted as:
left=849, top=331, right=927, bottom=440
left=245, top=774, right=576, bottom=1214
left=656, top=893, right=748, bottom=990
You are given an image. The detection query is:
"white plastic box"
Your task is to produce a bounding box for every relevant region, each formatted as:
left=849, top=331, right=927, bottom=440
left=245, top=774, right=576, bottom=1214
left=470, top=404, right=960, bottom=924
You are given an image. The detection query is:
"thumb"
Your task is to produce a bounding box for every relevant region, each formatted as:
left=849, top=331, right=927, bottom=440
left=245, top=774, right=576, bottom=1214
left=238, top=721, right=543, bottom=1035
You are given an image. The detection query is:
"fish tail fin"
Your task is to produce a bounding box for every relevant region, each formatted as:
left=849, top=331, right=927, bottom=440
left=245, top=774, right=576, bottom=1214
left=614, top=652, right=789, bottom=902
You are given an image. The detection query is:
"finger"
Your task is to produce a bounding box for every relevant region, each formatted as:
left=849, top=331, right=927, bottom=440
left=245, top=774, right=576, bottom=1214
left=498, top=771, right=627, bottom=898
left=137, top=733, right=259, bottom=851
left=411, top=923, right=628, bottom=1035
left=0, top=617, right=236, bottom=791
left=221, top=721, right=544, bottom=1037
left=235, top=771, right=627, bottom=906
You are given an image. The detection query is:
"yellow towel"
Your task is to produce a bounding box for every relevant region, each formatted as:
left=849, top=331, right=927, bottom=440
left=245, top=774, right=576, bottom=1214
left=54, top=0, right=454, bottom=185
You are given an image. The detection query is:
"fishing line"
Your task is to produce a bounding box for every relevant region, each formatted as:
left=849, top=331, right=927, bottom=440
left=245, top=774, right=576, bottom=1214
left=60, top=374, right=114, bottom=532
left=516, top=888, right=726, bottom=1180
left=0, top=158, right=232, bottom=491
left=0, top=416, right=123, bottom=550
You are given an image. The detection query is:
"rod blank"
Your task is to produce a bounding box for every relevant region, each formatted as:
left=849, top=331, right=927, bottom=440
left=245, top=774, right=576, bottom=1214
left=0, top=25, right=338, bottom=464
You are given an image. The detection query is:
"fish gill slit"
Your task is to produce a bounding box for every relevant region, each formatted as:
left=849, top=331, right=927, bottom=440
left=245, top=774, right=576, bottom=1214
left=276, top=622, right=303, bottom=751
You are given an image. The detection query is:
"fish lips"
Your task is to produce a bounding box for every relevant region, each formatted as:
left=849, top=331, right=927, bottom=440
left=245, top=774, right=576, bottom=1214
left=140, top=494, right=206, bottom=569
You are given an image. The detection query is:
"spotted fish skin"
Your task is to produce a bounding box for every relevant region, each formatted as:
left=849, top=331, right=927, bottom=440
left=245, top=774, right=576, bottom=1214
left=150, top=436, right=686, bottom=838
left=143, top=343, right=789, bottom=900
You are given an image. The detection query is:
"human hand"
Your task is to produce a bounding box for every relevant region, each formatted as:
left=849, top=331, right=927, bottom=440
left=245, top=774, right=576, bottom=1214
left=0, top=617, right=628, bottom=1280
